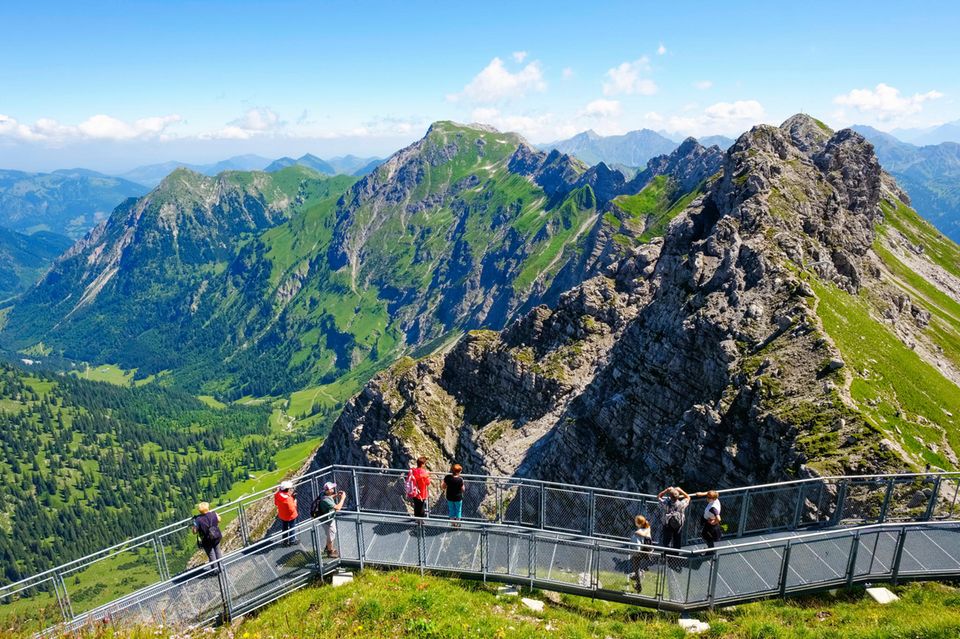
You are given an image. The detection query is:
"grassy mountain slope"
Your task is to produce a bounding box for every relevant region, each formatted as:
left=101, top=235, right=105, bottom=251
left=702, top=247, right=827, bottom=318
left=2, top=123, right=651, bottom=410
left=19, top=572, right=960, bottom=639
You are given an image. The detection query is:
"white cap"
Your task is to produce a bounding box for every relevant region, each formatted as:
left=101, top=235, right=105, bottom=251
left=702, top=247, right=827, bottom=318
left=279, top=480, right=294, bottom=491
left=323, top=482, right=337, bottom=492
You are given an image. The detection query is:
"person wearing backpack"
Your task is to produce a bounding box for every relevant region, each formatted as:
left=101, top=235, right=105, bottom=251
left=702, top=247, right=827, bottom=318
left=310, top=481, right=347, bottom=558
left=407, top=456, right=431, bottom=518
left=192, top=502, right=223, bottom=565
left=274, top=480, right=298, bottom=546
left=657, top=486, right=691, bottom=550
left=629, top=515, right=653, bottom=592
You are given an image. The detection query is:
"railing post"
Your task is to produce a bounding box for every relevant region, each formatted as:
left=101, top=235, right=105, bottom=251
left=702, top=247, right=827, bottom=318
left=151, top=536, right=166, bottom=581
left=352, top=469, right=362, bottom=512
left=878, top=479, right=895, bottom=523
left=56, top=570, right=74, bottom=622
left=481, top=528, right=488, bottom=581
left=356, top=517, right=364, bottom=571
left=588, top=490, right=596, bottom=536
left=529, top=533, right=536, bottom=589
left=890, top=526, right=908, bottom=585
left=923, top=477, right=942, bottom=521
left=216, top=559, right=233, bottom=623
left=834, top=480, right=848, bottom=526
left=706, top=552, right=720, bottom=608
left=539, top=484, right=546, bottom=530
left=791, top=485, right=805, bottom=530
left=845, top=531, right=861, bottom=587
left=778, top=541, right=792, bottom=597
left=495, top=480, right=503, bottom=524
left=418, top=521, right=425, bottom=576
left=737, top=490, right=750, bottom=538
left=311, top=520, right=323, bottom=572
left=238, top=503, right=251, bottom=546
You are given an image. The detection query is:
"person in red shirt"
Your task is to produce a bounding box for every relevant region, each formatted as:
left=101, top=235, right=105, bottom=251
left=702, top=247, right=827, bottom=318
left=411, top=456, right=431, bottom=518
left=274, top=480, right=298, bottom=546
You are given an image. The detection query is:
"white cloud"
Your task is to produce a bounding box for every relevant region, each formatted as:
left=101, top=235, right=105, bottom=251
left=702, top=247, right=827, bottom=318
left=581, top=99, right=622, bottom=118
left=602, top=57, right=657, bottom=96
left=657, top=43, right=667, bottom=55
left=77, top=114, right=183, bottom=140
left=230, top=107, right=281, bottom=132
left=0, top=112, right=182, bottom=143
left=694, top=80, right=713, bottom=90
left=562, top=67, right=574, bottom=79
left=512, top=51, right=528, bottom=63
left=448, top=57, right=546, bottom=103
left=204, top=107, right=284, bottom=140
left=833, top=83, right=942, bottom=121
left=641, top=100, right=766, bottom=137
left=703, top=100, right=765, bottom=122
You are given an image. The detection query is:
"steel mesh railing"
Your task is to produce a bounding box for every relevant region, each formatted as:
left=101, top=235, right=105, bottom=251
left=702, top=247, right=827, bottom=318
left=4, top=466, right=960, bottom=635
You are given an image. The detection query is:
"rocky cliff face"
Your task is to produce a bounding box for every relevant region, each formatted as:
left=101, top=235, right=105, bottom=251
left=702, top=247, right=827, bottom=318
left=314, top=115, right=960, bottom=490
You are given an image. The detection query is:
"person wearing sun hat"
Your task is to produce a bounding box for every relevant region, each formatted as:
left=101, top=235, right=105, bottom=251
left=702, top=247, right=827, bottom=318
left=274, top=479, right=299, bottom=546
left=311, top=481, right=347, bottom=558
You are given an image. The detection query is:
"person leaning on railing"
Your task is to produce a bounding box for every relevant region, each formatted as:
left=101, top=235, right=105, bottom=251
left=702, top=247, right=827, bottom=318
left=691, top=490, right=722, bottom=549
left=311, top=481, right=347, bottom=558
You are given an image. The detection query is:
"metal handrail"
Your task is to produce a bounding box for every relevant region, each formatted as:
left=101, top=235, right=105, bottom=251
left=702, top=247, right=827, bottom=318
left=3, top=464, right=958, bottom=620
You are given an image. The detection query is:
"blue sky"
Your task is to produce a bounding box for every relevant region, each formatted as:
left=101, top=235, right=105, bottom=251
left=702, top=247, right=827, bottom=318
left=1, top=0, right=957, bottom=172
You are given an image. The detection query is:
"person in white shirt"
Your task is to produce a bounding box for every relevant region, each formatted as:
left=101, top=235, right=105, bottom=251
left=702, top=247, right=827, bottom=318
left=630, top=515, right=653, bottom=591
left=693, top=490, right=722, bottom=548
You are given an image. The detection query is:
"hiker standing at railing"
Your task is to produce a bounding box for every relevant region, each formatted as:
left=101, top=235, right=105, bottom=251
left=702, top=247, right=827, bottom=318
left=311, top=481, right=346, bottom=558
left=275, top=480, right=299, bottom=546
left=630, top=515, right=653, bottom=591
left=441, top=463, right=466, bottom=527
left=692, top=490, right=722, bottom=548
left=192, top=502, right=223, bottom=567
left=657, top=486, right=691, bottom=549
left=406, top=456, right=431, bottom=518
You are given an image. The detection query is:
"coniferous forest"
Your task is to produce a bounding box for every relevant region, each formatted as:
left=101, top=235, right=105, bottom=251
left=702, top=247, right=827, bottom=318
left=0, top=363, right=273, bottom=583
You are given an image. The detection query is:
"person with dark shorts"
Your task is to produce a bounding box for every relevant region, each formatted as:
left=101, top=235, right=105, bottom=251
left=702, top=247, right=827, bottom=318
left=657, top=485, right=691, bottom=550
left=409, top=456, right=431, bottom=518
left=441, top=463, right=466, bottom=526
left=274, top=480, right=298, bottom=545
left=693, top=490, right=722, bottom=548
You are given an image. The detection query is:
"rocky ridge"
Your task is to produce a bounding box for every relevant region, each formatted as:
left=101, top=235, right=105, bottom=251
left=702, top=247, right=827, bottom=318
left=314, top=114, right=960, bottom=490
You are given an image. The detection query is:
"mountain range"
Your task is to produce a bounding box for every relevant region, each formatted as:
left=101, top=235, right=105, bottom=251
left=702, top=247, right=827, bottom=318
left=314, top=115, right=960, bottom=492
left=889, top=119, right=960, bottom=146
left=0, top=116, right=957, bottom=486
left=851, top=125, right=960, bottom=243
left=0, top=123, right=721, bottom=413
left=0, top=169, right=148, bottom=238
left=542, top=128, right=735, bottom=168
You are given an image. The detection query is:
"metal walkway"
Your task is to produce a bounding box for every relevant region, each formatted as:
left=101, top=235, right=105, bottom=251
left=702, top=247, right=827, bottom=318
left=3, top=465, right=960, bottom=636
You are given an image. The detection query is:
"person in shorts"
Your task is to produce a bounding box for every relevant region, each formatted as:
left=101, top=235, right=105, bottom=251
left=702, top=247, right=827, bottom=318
left=311, top=481, right=347, bottom=558
left=441, top=463, right=466, bottom=526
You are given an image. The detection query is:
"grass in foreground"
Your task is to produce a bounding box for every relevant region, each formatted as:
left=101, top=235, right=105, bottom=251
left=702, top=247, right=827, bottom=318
left=43, top=570, right=960, bottom=639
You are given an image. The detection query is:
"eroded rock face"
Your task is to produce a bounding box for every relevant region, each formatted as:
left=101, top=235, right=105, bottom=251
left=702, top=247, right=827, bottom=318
left=312, top=116, right=921, bottom=489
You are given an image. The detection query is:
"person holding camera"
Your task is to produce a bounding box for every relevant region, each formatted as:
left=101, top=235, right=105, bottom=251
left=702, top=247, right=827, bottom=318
left=311, top=481, right=347, bottom=558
